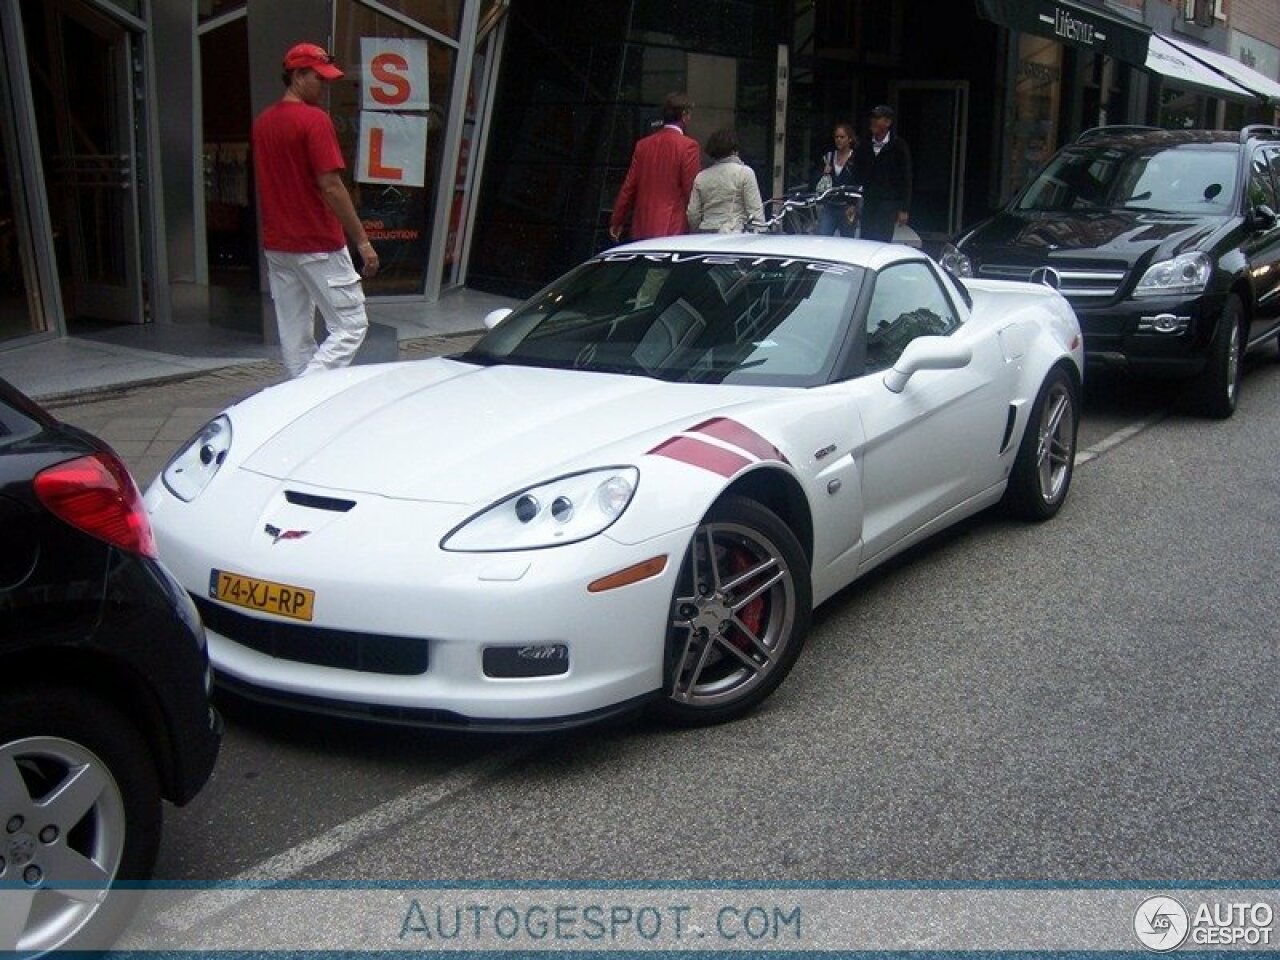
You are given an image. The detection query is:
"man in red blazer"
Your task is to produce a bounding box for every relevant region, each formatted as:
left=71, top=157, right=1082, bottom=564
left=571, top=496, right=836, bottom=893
left=609, top=93, right=701, bottom=241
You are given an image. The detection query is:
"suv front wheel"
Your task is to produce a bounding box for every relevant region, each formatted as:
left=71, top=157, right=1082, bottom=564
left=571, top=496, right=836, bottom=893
left=1189, top=293, right=1244, bottom=419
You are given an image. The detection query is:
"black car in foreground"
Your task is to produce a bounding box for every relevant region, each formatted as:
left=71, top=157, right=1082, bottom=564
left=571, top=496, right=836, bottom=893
left=0, top=378, right=220, bottom=954
left=944, top=125, right=1280, bottom=417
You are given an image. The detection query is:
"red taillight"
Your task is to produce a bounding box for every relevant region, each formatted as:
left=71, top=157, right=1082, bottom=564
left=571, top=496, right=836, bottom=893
left=33, top=451, right=158, bottom=558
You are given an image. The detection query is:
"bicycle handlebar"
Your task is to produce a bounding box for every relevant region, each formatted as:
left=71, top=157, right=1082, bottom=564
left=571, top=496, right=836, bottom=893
left=748, top=185, right=863, bottom=233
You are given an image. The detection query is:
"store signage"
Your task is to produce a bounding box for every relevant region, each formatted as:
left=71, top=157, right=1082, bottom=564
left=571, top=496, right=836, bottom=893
left=355, top=37, right=429, bottom=188
left=975, top=0, right=1151, bottom=65
left=360, top=37, right=429, bottom=111
left=1045, top=7, right=1095, bottom=46
left=356, top=113, right=428, bottom=186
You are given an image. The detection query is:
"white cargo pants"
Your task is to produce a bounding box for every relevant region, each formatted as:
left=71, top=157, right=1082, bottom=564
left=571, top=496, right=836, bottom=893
left=265, top=247, right=369, bottom=377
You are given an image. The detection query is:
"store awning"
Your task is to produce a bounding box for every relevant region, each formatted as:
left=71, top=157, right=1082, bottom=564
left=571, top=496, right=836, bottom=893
left=1153, top=33, right=1280, bottom=105
left=1145, top=34, right=1257, bottom=101
left=975, top=0, right=1151, bottom=66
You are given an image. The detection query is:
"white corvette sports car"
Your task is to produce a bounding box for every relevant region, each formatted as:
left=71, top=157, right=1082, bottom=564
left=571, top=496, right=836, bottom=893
left=146, top=235, right=1083, bottom=729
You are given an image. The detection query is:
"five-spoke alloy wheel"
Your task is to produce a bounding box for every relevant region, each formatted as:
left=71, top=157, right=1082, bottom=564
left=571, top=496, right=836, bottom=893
left=0, top=689, right=161, bottom=954
left=654, top=496, right=811, bottom=726
left=1003, top=367, right=1079, bottom=521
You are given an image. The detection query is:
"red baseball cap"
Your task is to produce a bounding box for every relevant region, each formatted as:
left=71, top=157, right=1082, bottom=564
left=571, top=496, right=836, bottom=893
left=283, top=42, right=343, bottom=80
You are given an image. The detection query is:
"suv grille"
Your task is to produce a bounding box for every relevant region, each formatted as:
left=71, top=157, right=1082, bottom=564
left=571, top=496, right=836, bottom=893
left=978, top=263, right=1127, bottom=302
left=194, top=597, right=429, bottom=675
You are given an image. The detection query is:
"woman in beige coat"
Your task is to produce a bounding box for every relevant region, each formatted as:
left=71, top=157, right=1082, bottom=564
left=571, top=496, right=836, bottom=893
left=686, top=129, right=765, bottom=233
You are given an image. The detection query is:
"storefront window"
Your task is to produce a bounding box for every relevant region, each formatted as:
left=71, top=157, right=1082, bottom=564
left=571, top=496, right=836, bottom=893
left=1004, top=33, right=1061, bottom=202
left=1158, top=87, right=1207, bottom=130
left=0, top=110, right=38, bottom=341
left=197, top=0, right=246, bottom=24
left=334, top=0, right=457, bottom=296
left=340, top=0, right=462, bottom=40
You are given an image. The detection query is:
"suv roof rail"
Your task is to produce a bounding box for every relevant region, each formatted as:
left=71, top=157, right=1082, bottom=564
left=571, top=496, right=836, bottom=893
left=1077, top=125, right=1164, bottom=142
left=1240, top=124, right=1280, bottom=144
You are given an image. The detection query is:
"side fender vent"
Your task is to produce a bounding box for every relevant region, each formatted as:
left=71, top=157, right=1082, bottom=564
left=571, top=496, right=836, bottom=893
left=999, top=405, right=1017, bottom=454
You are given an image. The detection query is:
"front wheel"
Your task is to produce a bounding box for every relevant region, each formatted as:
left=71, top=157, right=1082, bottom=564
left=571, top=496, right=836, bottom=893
left=1187, top=294, right=1243, bottom=419
left=1003, top=367, right=1079, bottom=522
left=0, top=688, right=162, bottom=955
left=651, top=496, right=811, bottom=727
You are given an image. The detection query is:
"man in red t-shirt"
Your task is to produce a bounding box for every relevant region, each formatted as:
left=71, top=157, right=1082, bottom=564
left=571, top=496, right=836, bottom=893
left=253, top=43, right=379, bottom=377
left=609, top=93, right=701, bottom=241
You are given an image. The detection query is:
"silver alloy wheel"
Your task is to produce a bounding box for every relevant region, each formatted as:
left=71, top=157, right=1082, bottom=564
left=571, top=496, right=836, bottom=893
left=1035, top=379, right=1075, bottom=504
left=668, top=520, right=797, bottom=709
left=0, top=736, right=125, bottom=954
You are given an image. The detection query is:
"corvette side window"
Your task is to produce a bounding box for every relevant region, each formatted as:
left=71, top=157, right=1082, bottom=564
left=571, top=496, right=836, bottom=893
left=862, top=262, right=961, bottom=374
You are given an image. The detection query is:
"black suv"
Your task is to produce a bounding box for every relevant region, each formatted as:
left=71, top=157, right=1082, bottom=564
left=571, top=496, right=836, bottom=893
left=944, top=125, right=1280, bottom=417
left=0, top=378, right=220, bottom=954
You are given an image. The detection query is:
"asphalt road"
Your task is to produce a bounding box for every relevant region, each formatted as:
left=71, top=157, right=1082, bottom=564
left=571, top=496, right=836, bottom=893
left=55, top=349, right=1280, bottom=892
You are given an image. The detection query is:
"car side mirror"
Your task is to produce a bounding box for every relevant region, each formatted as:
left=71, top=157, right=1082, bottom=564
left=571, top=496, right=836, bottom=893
left=1248, top=204, right=1277, bottom=230
left=882, top=336, right=972, bottom=393
left=483, top=308, right=513, bottom=330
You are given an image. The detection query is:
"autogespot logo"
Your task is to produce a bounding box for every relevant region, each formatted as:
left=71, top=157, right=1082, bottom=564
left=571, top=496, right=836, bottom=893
left=1135, top=896, right=1190, bottom=952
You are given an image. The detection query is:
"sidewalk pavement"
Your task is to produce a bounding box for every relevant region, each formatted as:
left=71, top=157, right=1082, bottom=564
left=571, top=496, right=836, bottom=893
left=0, top=287, right=517, bottom=488
left=0, top=287, right=517, bottom=405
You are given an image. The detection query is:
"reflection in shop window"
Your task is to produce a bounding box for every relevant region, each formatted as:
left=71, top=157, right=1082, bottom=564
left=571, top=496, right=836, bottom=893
left=1004, top=33, right=1061, bottom=203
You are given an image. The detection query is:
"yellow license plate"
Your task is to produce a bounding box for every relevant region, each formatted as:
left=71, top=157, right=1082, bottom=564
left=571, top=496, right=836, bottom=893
left=210, top=569, right=315, bottom=621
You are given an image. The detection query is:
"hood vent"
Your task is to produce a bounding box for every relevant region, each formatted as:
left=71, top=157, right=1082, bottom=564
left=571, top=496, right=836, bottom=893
left=284, top=490, right=356, bottom=512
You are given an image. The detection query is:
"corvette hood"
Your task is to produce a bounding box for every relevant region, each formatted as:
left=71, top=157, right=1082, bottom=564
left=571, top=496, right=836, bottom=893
left=238, top=359, right=770, bottom=504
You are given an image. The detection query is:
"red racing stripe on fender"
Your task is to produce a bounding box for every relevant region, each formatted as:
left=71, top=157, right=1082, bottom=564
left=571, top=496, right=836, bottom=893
left=689, top=417, right=789, bottom=464
left=649, top=436, right=751, bottom=478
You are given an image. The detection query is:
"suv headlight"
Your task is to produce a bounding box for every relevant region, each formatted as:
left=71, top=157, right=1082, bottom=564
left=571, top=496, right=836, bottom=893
left=162, top=415, right=231, bottom=502
left=442, top=467, right=639, bottom=552
left=1133, top=252, right=1211, bottom=297
left=939, top=244, right=973, bottom=278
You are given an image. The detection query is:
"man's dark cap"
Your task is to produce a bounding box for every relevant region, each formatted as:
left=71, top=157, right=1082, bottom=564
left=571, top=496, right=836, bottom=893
left=870, top=104, right=894, bottom=119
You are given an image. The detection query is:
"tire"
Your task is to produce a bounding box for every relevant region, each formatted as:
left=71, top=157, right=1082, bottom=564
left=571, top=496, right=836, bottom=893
left=1003, top=367, right=1079, bottom=522
left=0, top=688, right=161, bottom=955
left=1188, top=294, right=1243, bottom=419
left=651, top=496, right=811, bottom=727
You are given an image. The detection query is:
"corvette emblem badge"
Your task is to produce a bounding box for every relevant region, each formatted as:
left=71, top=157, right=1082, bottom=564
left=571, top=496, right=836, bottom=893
left=264, top=523, right=310, bottom=544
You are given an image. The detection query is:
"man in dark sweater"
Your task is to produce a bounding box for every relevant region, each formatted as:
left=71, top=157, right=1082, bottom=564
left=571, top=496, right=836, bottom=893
left=852, top=104, right=912, bottom=243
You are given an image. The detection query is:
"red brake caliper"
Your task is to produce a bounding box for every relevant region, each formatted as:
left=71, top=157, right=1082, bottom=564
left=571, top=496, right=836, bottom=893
left=727, top=544, right=765, bottom=650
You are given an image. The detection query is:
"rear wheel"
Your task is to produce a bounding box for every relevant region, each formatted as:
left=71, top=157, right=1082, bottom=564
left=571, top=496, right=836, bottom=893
left=1003, top=367, right=1078, bottom=522
left=1188, top=294, right=1243, bottom=419
left=652, top=496, right=811, bottom=727
left=0, top=689, right=161, bottom=955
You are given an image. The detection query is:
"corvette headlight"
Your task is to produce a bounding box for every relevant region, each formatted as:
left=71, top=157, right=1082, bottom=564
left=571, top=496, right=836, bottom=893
left=442, top=467, right=639, bottom=552
left=1133, top=252, right=1211, bottom=297
left=162, top=415, right=231, bottom=502
left=939, top=243, right=973, bottom=278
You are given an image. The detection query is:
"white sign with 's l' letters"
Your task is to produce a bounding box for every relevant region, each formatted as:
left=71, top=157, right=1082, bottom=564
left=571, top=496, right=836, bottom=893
left=360, top=37, right=428, bottom=111
left=355, top=37, right=429, bottom=186
left=356, top=112, right=428, bottom=186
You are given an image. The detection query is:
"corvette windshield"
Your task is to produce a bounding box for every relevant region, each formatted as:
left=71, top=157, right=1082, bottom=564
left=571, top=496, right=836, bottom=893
left=462, top=253, right=864, bottom=386
left=1015, top=144, right=1238, bottom=214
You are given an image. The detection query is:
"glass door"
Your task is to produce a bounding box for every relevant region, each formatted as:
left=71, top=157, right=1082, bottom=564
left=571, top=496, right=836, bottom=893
left=893, top=81, right=968, bottom=241
left=0, top=19, right=41, bottom=342
left=23, top=0, right=144, bottom=324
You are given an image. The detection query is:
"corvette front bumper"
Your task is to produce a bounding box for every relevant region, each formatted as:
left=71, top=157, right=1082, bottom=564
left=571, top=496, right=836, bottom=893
left=148, top=471, right=693, bottom=725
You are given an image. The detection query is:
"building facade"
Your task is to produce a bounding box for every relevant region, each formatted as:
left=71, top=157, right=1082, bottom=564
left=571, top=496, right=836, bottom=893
left=1, top=0, right=1278, bottom=350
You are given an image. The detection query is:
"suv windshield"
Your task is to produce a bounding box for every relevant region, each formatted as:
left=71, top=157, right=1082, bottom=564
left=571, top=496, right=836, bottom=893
left=463, top=252, right=864, bottom=386
left=1015, top=144, right=1239, bottom=215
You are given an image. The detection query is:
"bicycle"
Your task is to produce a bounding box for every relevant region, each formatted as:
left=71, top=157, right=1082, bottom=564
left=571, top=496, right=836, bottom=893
left=751, top=185, right=862, bottom=234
